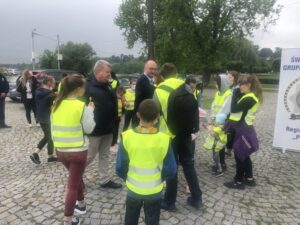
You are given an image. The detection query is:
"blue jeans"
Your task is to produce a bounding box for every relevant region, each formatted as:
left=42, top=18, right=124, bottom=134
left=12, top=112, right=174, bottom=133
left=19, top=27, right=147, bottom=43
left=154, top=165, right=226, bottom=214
left=125, top=196, right=161, bottom=225
left=164, top=135, right=202, bottom=204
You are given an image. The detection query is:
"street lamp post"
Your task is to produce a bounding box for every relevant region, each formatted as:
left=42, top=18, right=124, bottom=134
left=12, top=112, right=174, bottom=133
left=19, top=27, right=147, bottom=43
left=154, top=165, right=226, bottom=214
left=31, top=29, right=36, bottom=70
left=57, top=34, right=61, bottom=70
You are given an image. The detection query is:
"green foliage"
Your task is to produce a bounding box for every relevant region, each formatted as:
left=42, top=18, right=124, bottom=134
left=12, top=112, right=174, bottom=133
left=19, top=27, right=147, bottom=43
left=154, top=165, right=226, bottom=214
left=112, top=58, right=144, bottom=74
left=115, top=0, right=281, bottom=78
left=39, top=49, right=57, bottom=69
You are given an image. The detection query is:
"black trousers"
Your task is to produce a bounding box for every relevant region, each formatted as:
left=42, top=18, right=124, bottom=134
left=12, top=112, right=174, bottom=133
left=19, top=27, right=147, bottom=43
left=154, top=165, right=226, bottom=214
left=0, top=97, right=5, bottom=126
left=125, top=196, right=161, bottom=225
left=23, top=98, right=37, bottom=124
left=164, top=135, right=202, bottom=204
left=219, top=148, right=225, bottom=165
left=112, top=117, right=121, bottom=146
left=37, top=123, right=54, bottom=156
left=123, top=110, right=134, bottom=131
left=234, top=153, right=253, bottom=182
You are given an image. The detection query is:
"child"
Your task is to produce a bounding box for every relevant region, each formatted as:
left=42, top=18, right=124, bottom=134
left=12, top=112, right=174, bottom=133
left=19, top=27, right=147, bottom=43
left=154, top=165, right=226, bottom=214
left=224, top=74, right=262, bottom=189
left=30, top=75, right=57, bottom=164
left=116, top=99, right=176, bottom=225
left=123, top=79, right=136, bottom=131
left=51, top=74, right=95, bottom=225
left=111, top=86, right=126, bottom=152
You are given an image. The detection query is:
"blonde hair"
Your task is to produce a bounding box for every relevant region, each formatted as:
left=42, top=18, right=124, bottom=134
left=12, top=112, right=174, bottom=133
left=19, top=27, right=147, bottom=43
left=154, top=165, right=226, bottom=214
left=93, top=60, right=111, bottom=73
left=20, top=69, right=32, bottom=87
left=238, top=74, right=263, bottom=103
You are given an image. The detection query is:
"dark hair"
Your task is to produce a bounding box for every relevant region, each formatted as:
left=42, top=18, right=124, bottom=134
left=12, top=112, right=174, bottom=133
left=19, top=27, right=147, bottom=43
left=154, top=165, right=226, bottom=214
left=116, top=86, right=126, bottom=95
left=138, top=99, right=159, bottom=122
left=185, top=76, right=197, bottom=85
left=238, top=74, right=263, bottom=103
left=111, top=71, right=117, bottom=80
left=159, top=63, right=177, bottom=79
left=41, top=75, right=55, bottom=85
left=52, top=74, right=86, bottom=112
left=227, top=70, right=240, bottom=86
left=215, top=75, right=221, bottom=91
left=61, top=73, right=68, bottom=78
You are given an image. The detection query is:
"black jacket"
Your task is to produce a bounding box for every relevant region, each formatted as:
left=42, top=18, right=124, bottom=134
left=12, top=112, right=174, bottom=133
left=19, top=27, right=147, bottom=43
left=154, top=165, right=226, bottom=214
left=85, top=76, right=118, bottom=136
left=0, top=74, right=9, bottom=94
left=18, top=76, right=38, bottom=101
left=134, top=74, right=154, bottom=112
left=167, top=84, right=199, bottom=136
left=35, top=88, right=55, bottom=123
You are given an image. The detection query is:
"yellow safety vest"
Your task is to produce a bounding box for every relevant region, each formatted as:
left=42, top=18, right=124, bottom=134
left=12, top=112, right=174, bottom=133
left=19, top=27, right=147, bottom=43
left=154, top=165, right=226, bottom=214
left=57, top=82, right=62, bottom=92
left=229, top=92, right=259, bottom=125
left=125, top=89, right=135, bottom=111
left=51, top=99, right=85, bottom=148
left=211, top=89, right=232, bottom=118
left=111, top=79, right=118, bottom=90
left=154, top=77, right=184, bottom=136
left=122, top=129, right=170, bottom=195
left=203, top=126, right=227, bottom=151
left=194, top=89, right=199, bottom=101
left=118, top=98, right=123, bottom=117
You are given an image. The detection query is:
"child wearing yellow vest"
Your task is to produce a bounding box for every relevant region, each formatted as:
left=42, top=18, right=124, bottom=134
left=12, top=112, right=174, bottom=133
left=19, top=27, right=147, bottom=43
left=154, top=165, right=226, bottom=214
left=123, top=79, right=136, bottom=131
left=51, top=75, right=95, bottom=225
left=116, top=99, right=176, bottom=225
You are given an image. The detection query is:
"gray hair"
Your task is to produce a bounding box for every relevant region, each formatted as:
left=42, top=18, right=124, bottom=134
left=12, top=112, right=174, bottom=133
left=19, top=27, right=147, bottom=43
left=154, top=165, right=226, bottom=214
left=93, top=60, right=111, bottom=73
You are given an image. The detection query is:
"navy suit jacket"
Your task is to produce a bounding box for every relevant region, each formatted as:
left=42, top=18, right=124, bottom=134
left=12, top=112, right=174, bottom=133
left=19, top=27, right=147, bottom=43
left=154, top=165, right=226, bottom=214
left=134, top=74, right=154, bottom=112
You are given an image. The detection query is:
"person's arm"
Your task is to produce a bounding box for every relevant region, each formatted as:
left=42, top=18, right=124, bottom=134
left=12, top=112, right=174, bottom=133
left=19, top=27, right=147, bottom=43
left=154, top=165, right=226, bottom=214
left=220, top=95, right=232, bottom=116
left=231, top=96, right=257, bottom=113
left=161, top=144, right=177, bottom=181
left=4, top=76, right=9, bottom=93
left=81, top=106, right=96, bottom=134
left=116, top=141, right=129, bottom=180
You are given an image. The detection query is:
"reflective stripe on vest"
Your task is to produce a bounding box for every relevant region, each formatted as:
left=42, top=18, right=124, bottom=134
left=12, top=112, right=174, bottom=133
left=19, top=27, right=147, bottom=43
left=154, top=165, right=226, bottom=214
left=203, top=126, right=227, bottom=151
left=229, top=93, right=259, bottom=125
left=125, top=89, right=135, bottom=110
left=51, top=99, right=85, bottom=148
left=211, top=89, right=232, bottom=117
left=122, top=129, right=170, bottom=195
left=154, top=78, right=184, bottom=136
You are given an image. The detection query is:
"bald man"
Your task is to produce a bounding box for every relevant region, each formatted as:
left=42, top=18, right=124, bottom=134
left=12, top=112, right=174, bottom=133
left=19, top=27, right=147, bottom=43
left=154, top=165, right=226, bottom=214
left=132, top=60, right=157, bottom=127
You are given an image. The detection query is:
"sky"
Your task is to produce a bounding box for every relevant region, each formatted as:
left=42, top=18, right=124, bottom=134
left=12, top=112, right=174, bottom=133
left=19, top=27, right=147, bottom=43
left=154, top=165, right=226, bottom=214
left=0, top=0, right=299, bottom=64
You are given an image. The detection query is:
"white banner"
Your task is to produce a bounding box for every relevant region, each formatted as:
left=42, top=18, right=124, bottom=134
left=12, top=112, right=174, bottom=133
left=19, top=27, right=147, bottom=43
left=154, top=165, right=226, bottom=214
left=273, top=48, right=300, bottom=152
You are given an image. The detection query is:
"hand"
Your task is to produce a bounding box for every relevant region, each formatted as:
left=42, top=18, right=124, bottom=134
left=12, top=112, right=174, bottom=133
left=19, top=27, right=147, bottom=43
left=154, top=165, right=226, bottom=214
left=0, top=93, right=6, bottom=98
left=88, top=97, right=95, bottom=108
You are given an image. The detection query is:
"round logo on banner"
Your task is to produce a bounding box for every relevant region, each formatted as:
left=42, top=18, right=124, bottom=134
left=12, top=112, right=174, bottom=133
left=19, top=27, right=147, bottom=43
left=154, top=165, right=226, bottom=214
left=284, top=77, right=300, bottom=119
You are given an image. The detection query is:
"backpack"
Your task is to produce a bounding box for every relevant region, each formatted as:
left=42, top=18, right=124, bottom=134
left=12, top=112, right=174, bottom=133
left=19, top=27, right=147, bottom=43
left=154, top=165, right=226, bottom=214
left=167, top=84, right=199, bottom=136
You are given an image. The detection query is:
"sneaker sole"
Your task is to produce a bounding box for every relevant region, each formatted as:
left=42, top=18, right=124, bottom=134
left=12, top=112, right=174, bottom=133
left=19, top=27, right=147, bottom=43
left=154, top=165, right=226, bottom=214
left=215, top=173, right=224, bottom=177
left=74, top=208, right=86, bottom=215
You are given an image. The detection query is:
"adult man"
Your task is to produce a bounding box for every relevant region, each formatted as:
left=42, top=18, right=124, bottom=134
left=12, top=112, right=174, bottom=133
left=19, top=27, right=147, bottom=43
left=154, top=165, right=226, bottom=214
left=154, top=63, right=203, bottom=211
left=132, top=60, right=157, bottom=127
left=0, top=73, right=10, bottom=128
left=85, top=60, right=121, bottom=189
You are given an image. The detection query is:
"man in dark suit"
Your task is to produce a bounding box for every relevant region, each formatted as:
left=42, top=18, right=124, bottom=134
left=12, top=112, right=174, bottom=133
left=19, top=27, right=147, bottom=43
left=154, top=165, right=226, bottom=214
left=132, top=60, right=157, bottom=127
left=0, top=73, right=10, bottom=128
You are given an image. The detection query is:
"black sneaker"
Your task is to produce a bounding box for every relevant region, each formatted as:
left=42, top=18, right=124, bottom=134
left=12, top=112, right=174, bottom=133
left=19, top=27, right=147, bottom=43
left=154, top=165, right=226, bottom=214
left=187, top=197, right=203, bottom=209
left=47, top=157, right=58, bottom=163
left=244, top=178, right=256, bottom=187
left=221, top=164, right=227, bottom=172
left=213, top=170, right=224, bottom=177
left=160, top=200, right=177, bottom=212
left=30, top=153, right=41, bottom=164
left=0, top=124, right=11, bottom=129
left=74, top=204, right=86, bottom=215
left=224, top=181, right=245, bottom=190
left=100, top=181, right=122, bottom=189
left=211, top=165, right=217, bottom=172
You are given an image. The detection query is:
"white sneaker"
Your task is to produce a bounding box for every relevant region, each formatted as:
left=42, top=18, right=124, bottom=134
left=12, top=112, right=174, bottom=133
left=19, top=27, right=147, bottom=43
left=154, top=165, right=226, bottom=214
left=28, top=124, right=32, bottom=128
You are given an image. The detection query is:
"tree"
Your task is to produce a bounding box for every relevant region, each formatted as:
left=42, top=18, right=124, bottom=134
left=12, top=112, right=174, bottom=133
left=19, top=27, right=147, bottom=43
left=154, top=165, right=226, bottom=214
left=115, top=0, right=281, bottom=76
left=259, top=48, right=273, bottom=59
left=38, top=42, right=96, bottom=75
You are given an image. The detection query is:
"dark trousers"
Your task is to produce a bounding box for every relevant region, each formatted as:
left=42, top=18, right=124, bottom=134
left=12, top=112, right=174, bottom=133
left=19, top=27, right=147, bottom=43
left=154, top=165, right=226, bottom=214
left=0, top=97, right=5, bottom=126
left=125, top=196, right=161, bottom=225
left=37, top=123, right=54, bottom=156
left=56, top=150, right=87, bottom=217
left=131, top=113, right=139, bottom=128
left=123, top=110, right=134, bottom=131
left=112, top=117, right=121, bottom=145
left=234, top=153, right=253, bottom=182
left=164, top=135, right=202, bottom=204
left=23, top=98, right=37, bottom=124
left=219, top=148, right=225, bottom=165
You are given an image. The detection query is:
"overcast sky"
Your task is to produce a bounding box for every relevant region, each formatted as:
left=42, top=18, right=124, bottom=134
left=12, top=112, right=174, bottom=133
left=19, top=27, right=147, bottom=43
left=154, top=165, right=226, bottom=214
left=0, top=0, right=299, bottom=64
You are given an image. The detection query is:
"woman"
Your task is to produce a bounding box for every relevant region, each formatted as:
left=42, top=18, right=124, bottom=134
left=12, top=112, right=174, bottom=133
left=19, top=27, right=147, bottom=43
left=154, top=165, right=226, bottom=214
left=19, top=69, right=38, bottom=127
left=224, top=74, right=263, bottom=189
left=51, top=74, right=95, bottom=225
left=30, top=75, right=57, bottom=164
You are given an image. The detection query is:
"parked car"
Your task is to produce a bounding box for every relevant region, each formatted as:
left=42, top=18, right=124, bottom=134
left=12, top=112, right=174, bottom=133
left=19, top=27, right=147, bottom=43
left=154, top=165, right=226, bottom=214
left=7, top=69, right=80, bottom=102
left=7, top=75, right=21, bottom=101
left=117, top=74, right=140, bottom=89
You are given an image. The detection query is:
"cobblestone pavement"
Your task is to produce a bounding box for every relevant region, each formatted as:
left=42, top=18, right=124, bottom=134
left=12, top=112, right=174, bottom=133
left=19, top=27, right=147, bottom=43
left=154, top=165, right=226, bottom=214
left=0, top=91, right=299, bottom=225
